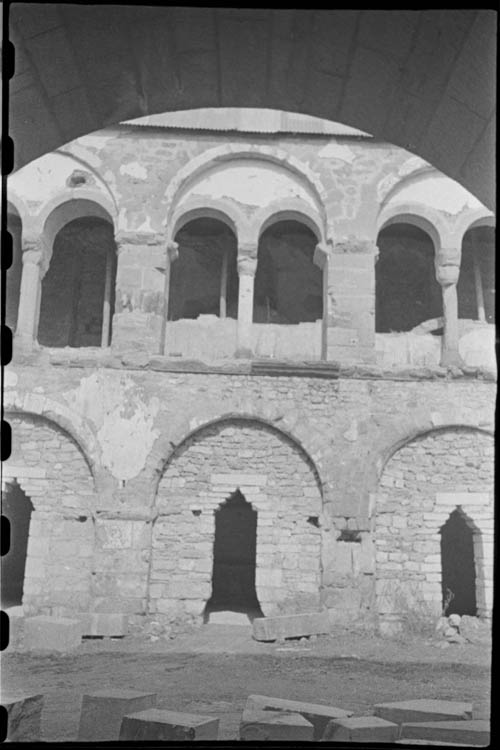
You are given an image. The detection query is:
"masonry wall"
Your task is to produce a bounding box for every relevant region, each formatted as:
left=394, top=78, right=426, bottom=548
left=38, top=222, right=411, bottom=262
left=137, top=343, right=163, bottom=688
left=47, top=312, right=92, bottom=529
left=4, top=360, right=496, bottom=628
left=375, top=428, right=494, bottom=633
left=151, top=419, right=322, bottom=624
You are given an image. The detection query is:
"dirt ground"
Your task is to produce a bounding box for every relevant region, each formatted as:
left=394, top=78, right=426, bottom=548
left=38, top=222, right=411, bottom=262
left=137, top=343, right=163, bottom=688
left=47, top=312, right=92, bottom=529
left=2, top=624, right=491, bottom=742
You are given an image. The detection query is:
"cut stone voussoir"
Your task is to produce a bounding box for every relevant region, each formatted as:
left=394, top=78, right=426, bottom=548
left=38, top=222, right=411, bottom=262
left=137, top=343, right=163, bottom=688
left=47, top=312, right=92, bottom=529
left=246, top=694, right=352, bottom=740
left=23, top=616, right=84, bottom=653
left=239, top=708, right=314, bottom=741
left=400, top=719, right=490, bottom=746
left=2, top=693, right=44, bottom=742
left=374, top=699, right=473, bottom=725
left=252, top=611, right=331, bottom=641
left=119, top=708, right=219, bottom=741
left=77, top=690, right=158, bottom=741
left=323, top=715, right=400, bottom=743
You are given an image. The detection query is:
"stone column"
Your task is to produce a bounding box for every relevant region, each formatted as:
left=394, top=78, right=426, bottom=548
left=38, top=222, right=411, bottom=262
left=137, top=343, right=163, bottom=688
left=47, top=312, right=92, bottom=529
left=14, top=238, right=48, bottom=351
left=236, top=247, right=258, bottom=357
left=159, top=240, right=179, bottom=356
left=326, top=237, right=377, bottom=364
left=435, top=248, right=463, bottom=367
left=314, top=242, right=330, bottom=361
left=112, top=230, right=168, bottom=354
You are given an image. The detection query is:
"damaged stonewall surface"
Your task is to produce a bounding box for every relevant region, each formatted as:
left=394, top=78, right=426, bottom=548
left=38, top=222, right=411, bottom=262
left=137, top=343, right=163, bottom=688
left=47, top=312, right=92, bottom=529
left=2, top=7, right=495, bottom=745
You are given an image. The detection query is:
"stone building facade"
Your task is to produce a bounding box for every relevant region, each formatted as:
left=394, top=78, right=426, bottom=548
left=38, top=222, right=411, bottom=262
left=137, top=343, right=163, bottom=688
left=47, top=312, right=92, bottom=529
left=3, top=110, right=495, bottom=635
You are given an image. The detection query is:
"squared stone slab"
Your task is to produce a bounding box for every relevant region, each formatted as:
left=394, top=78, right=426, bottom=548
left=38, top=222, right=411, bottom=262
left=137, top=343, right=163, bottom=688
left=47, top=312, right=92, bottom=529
left=83, top=613, right=129, bottom=637
left=240, top=709, right=314, bottom=741
left=77, top=690, right=158, bottom=741
left=400, top=720, right=490, bottom=746
left=23, top=616, right=84, bottom=653
left=374, top=699, right=473, bottom=725
left=252, top=611, right=330, bottom=641
left=1, top=693, right=44, bottom=741
left=246, top=695, right=352, bottom=740
left=119, top=709, right=219, bottom=741
left=323, top=716, right=400, bottom=742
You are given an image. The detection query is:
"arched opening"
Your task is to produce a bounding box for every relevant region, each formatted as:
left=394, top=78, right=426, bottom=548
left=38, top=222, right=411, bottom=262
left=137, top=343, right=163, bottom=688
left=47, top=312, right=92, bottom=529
left=376, top=223, right=442, bottom=333
left=458, top=225, right=495, bottom=324
left=1, top=480, right=34, bottom=609
left=440, top=509, right=477, bottom=617
left=204, top=490, right=263, bottom=621
left=254, top=220, right=322, bottom=324
left=5, top=211, right=23, bottom=333
left=38, top=216, right=117, bottom=347
left=170, top=217, right=238, bottom=321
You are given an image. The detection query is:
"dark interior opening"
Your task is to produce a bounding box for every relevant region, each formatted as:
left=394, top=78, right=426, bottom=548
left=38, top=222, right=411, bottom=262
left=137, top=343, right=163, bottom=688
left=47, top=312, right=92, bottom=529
left=204, top=490, right=263, bottom=621
left=38, top=216, right=117, bottom=347
left=6, top=214, right=23, bottom=334
left=458, top=225, right=495, bottom=323
left=376, top=223, right=442, bottom=333
left=440, top=509, right=477, bottom=616
left=170, top=217, right=238, bottom=320
left=254, top=220, right=322, bottom=324
left=1, top=481, right=34, bottom=609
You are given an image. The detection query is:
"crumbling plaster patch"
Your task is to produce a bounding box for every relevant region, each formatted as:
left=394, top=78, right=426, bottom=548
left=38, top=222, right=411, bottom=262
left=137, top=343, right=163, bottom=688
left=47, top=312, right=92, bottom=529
left=62, top=372, right=160, bottom=481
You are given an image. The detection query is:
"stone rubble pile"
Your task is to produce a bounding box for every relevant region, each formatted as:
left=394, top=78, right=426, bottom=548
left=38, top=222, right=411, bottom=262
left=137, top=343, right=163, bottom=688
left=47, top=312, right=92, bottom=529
left=435, top=614, right=492, bottom=646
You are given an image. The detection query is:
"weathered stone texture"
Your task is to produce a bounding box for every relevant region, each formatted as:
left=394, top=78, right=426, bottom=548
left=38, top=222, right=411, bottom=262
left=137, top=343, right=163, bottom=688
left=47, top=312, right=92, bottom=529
left=119, top=709, right=219, bottom=741
left=252, top=611, right=330, bottom=641
left=400, top=719, right=490, bottom=745
left=324, top=715, right=399, bottom=742
left=239, top=709, right=314, bottom=741
left=245, top=695, right=352, bottom=740
left=2, top=693, right=44, bottom=741
left=375, top=429, right=494, bottom=626
left=152, top=419, right=322, bottom=621
left=374, top=699, right=473, bottom=724
left=78, top=690, right=158, bottom=741
left=23, top=615, right=84, bottom=652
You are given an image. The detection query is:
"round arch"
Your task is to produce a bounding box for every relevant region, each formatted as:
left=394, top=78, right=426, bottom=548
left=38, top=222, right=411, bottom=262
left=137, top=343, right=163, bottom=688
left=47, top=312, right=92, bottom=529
left=452, top=209, right=496, bottom=247
left=377, top=203, right=445, bottom=252
left=170, top=200, right=242, bottom=241
left=163, top=145, right=329, bottom=234
left=254, top=201, right=325, bottom=244
left=40, top=192, right=116, bottom=259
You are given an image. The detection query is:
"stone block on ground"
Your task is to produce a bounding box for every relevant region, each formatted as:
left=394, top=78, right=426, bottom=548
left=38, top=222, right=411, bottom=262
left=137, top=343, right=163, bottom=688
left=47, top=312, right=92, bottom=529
left=1, top=692, right=44, bottom=741
left=23, top=616, right=84, bottom=653
left=459, top=616, right=492, bottom=644
left=374, top=699, right=473, bottom=725
left=77, top=690, right=158, bottom=741
left=252, top=611, right=330, bottom=641
left=239, top=709, right=314, bottom=741
left=208, top=610, right=251, bottom=626
left=323, top=715, right=400, bottom=742
left=82, top=613, right=129, bottom=637
left=119, top=709, right=219, bottom=741
left=246, top=695, right=352, bottom=740
left=400, top=719, right=490, bottom=745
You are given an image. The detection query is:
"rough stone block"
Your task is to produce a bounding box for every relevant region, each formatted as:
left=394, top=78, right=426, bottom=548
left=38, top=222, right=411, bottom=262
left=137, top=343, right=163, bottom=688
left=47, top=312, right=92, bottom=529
left=77, top=690, right=158, bottom=741
left=2, top=693, right=44, bottom=741
left=208, top=610, right=251, bottom=625
left=400, top=720, right=490, bottom=745
left=374, top=699, right=473, bottom=725
left=246, top=695, right=352, bottom=740
left=323, top=715, right=400, bottom=742
left=23, top=616, right=84, bottom=653
left=83, top=613, right=129, bottom=637
left=239, top=709, right=314, bottom=741
left=252, top=611, right=330, bottom=641
left=119, top=709, right=219, bottom=741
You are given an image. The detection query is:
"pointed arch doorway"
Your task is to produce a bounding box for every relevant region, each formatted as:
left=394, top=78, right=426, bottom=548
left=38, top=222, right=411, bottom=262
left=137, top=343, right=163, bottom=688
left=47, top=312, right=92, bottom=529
left=204, top=490, right=263, bottom=622
left=440, top=508, right=477, bottom=616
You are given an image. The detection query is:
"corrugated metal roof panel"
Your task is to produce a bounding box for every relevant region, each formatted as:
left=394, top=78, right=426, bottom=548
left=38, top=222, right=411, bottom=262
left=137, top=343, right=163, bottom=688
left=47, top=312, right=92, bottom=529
left=122, top=108, right=370, bottom=136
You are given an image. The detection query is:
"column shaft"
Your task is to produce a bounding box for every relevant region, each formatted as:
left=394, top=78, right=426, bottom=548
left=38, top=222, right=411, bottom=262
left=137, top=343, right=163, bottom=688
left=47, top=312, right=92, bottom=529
left=236, top=253, right=257, bottom=356
left=15, top=247, right=45, bottom=350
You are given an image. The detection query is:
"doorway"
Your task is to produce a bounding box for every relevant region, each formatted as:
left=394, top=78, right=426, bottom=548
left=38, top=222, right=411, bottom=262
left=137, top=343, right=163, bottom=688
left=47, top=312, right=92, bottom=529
left=205, top=490, right=262, bottom=621
left=1, top=481, right=34, bottom=609
left=440, top=509, right=477, bottom=616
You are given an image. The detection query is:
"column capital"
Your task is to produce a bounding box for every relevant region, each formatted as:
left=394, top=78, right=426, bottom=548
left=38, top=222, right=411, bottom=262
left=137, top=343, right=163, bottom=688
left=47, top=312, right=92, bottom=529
left=237, top=255, right=258, bottom=276
left=313, top=242, right=330, bottom=269
left=435, top=247, right=461, bottom=286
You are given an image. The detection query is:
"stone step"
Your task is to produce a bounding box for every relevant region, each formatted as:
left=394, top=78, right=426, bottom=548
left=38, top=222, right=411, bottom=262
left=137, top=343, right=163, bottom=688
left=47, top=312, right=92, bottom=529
left=1, top=692, right=44, bottom=741
left=246, top=694, right=352, bottom=740
left=374, top=699, right=473, bottom=724
left=400, top=719, right=490, bottom=746
left=323, top=715, right=400, bottom=742
left=77, top=690, right=157, bottom=741
left=239, top=708, right=314, bottom=741
left=252, top=611, right=330, bottom=641
left=119, top=708, right=219, bottom=741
